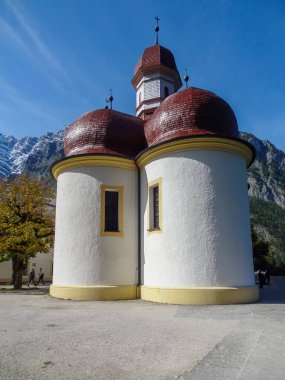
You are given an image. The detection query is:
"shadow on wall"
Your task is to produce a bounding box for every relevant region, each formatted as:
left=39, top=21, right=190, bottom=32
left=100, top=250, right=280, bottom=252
left=140, top=173, right=148, bottom=285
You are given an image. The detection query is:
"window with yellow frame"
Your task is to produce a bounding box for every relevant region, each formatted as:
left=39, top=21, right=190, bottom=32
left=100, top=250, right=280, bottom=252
left=147, top=178, right=162, bottom=234
left=100, top=184, right=124, bottom=237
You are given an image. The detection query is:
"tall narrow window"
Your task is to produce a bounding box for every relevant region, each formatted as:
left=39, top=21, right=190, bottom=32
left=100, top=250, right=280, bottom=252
left=139, top=92, right=142, bottom=104
left=164, top=86, right=169, bottom=98
left=105, top=191, right=119, bottom=231
left=101, top=185, right=124, bottom=237
left=153, top=186, right=159, bottom=229
left=148, top=178, right=162, bottom=234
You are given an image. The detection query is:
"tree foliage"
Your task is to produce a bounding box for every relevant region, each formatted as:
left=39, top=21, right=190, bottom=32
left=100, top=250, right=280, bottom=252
left=0, top=176, right=55, bottom=288
left=250, top=197, right=285, bottom=274
left=251, top=225, right=269, bottom=270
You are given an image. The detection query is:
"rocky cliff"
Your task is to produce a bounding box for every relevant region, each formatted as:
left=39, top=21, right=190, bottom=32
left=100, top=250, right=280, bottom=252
left=1, top=130, right=284, bottom=208
left=0, top=130, right=64, bottom=185
left=241, top=132, right=285, bottom=209
left=1, top=129, right=284, bottom=271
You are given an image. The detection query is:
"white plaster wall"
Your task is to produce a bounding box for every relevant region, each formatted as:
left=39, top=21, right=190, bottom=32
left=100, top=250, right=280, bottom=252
left=136, top=84, right=145, bottom=108
left=136, top=73, right=175, bottom=89
left=0, top=251, right=53, bottom=283
left=53, top=166, right=138, bottom=286
left=0, top=260, right=12, bottom=283
left=143, top=80, right=160, bottom=101
left=136, top=74, right=175, bottom=108
left=141, top=149, right=255, bottom=288
left=160, top=78, right=175, bottom=97
left=28, top=251, right=54, bottom=281
left=136, top=101, right=162, bottom=117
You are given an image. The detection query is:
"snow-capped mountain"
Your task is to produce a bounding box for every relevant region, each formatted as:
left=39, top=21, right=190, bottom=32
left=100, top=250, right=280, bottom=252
left=0, top=129, right=285, bottom=209
left=0, top=134, right=17, bottom=177
left=0, top=129, right=64, bottom=185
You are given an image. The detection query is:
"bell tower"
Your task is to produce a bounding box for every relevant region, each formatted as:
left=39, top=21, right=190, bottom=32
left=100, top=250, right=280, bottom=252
left=131, top=18, right=182, bottom=120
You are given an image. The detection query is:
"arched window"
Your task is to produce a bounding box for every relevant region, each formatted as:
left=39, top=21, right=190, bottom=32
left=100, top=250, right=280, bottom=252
left=164, top=87, right=169, bottom=98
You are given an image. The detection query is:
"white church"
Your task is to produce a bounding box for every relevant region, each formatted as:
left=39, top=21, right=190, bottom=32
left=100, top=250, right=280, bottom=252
left=50, top=25, right=259, bottom=304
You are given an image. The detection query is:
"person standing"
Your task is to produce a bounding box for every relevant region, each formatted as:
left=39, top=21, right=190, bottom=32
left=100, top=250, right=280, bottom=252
left=28, top=268, right=36, bottom=286
left=37, top=268, right=45, bottom=285
left=257, top=270, right=264, bottom=289
left=264, top=269, right=271, bottom=285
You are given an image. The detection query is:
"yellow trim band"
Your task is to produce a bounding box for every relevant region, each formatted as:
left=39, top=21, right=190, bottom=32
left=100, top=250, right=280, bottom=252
left=140, top=285, right=259, bottom=305
left=50, top=285, right=138, bottom=301
left=50, top=284, right=259, bottom=304
left=52, top=155, right=137, bottom=179
left=137, top=137, right=253, bottom=168
left=100, top=184, right=124, bottom=237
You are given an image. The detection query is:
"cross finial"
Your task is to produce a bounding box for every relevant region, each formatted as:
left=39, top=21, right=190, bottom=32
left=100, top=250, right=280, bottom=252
left=184, top=68, right=189, bottom=89
left=105, top=89, right=114, bottom=110
left=155, top=16, right=160, bottom=45
left=108, top=89, right=113, bottom=110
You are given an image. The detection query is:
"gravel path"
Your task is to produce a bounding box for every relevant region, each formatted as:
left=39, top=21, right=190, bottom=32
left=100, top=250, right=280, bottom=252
left=0, top=278, right=284, bottom=380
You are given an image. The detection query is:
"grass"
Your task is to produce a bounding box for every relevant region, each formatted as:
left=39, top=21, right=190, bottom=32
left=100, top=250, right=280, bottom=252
left=0, top=285, right=49, bottom=294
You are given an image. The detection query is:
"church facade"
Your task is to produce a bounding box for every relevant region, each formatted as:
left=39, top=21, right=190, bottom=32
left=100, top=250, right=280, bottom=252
left=50, top=37, right=259, bottom=304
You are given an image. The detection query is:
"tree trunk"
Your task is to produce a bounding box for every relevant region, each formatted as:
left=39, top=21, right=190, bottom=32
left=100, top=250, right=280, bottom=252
left=13, top=257, right=24, bottom=290
left=11, top=258, right=17, bottom=284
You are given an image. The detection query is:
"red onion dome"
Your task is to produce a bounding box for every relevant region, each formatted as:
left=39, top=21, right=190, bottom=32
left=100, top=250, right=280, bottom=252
left=64, top=109, right=146, bottom=158
left=144, top=87, right=238, bottom=147
left=134, top=45, right=178, bottom=75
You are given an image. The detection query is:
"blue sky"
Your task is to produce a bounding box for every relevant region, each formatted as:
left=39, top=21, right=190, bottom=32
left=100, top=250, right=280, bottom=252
left=0, top=0, right=284, bottom=151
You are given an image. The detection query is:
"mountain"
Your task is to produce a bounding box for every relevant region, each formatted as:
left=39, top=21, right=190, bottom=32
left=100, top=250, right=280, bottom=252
left=0, top=130, right=64, bottom=185
left=0, top=129, right=284, bottom=272
left=1, top=130, right=284, bottom=204
left=250, top=197, right=285, bottom=273
left=0, top=134, right=17, bottom=177
left=241, top=132, right=285, bottom=209
left=239, top=132, right=285, bottom=273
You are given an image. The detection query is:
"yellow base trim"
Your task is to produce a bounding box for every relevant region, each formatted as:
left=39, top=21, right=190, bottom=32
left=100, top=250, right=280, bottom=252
left=140, top=285, right=259, bottom=305
left=50, top=284, right=259, bottom=304
left=50, top=284, right=138, bottom=301
left=137, top=137, right=254, bottom=168
left=52, top=155, right=136, bottom=179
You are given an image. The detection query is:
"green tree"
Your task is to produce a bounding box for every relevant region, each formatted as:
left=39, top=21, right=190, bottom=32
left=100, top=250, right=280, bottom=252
left=250, top=198, right=285, bottom=274
left=0, top=176, right=55, bottom=289
left=251, top=224, right=270, bottom=270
